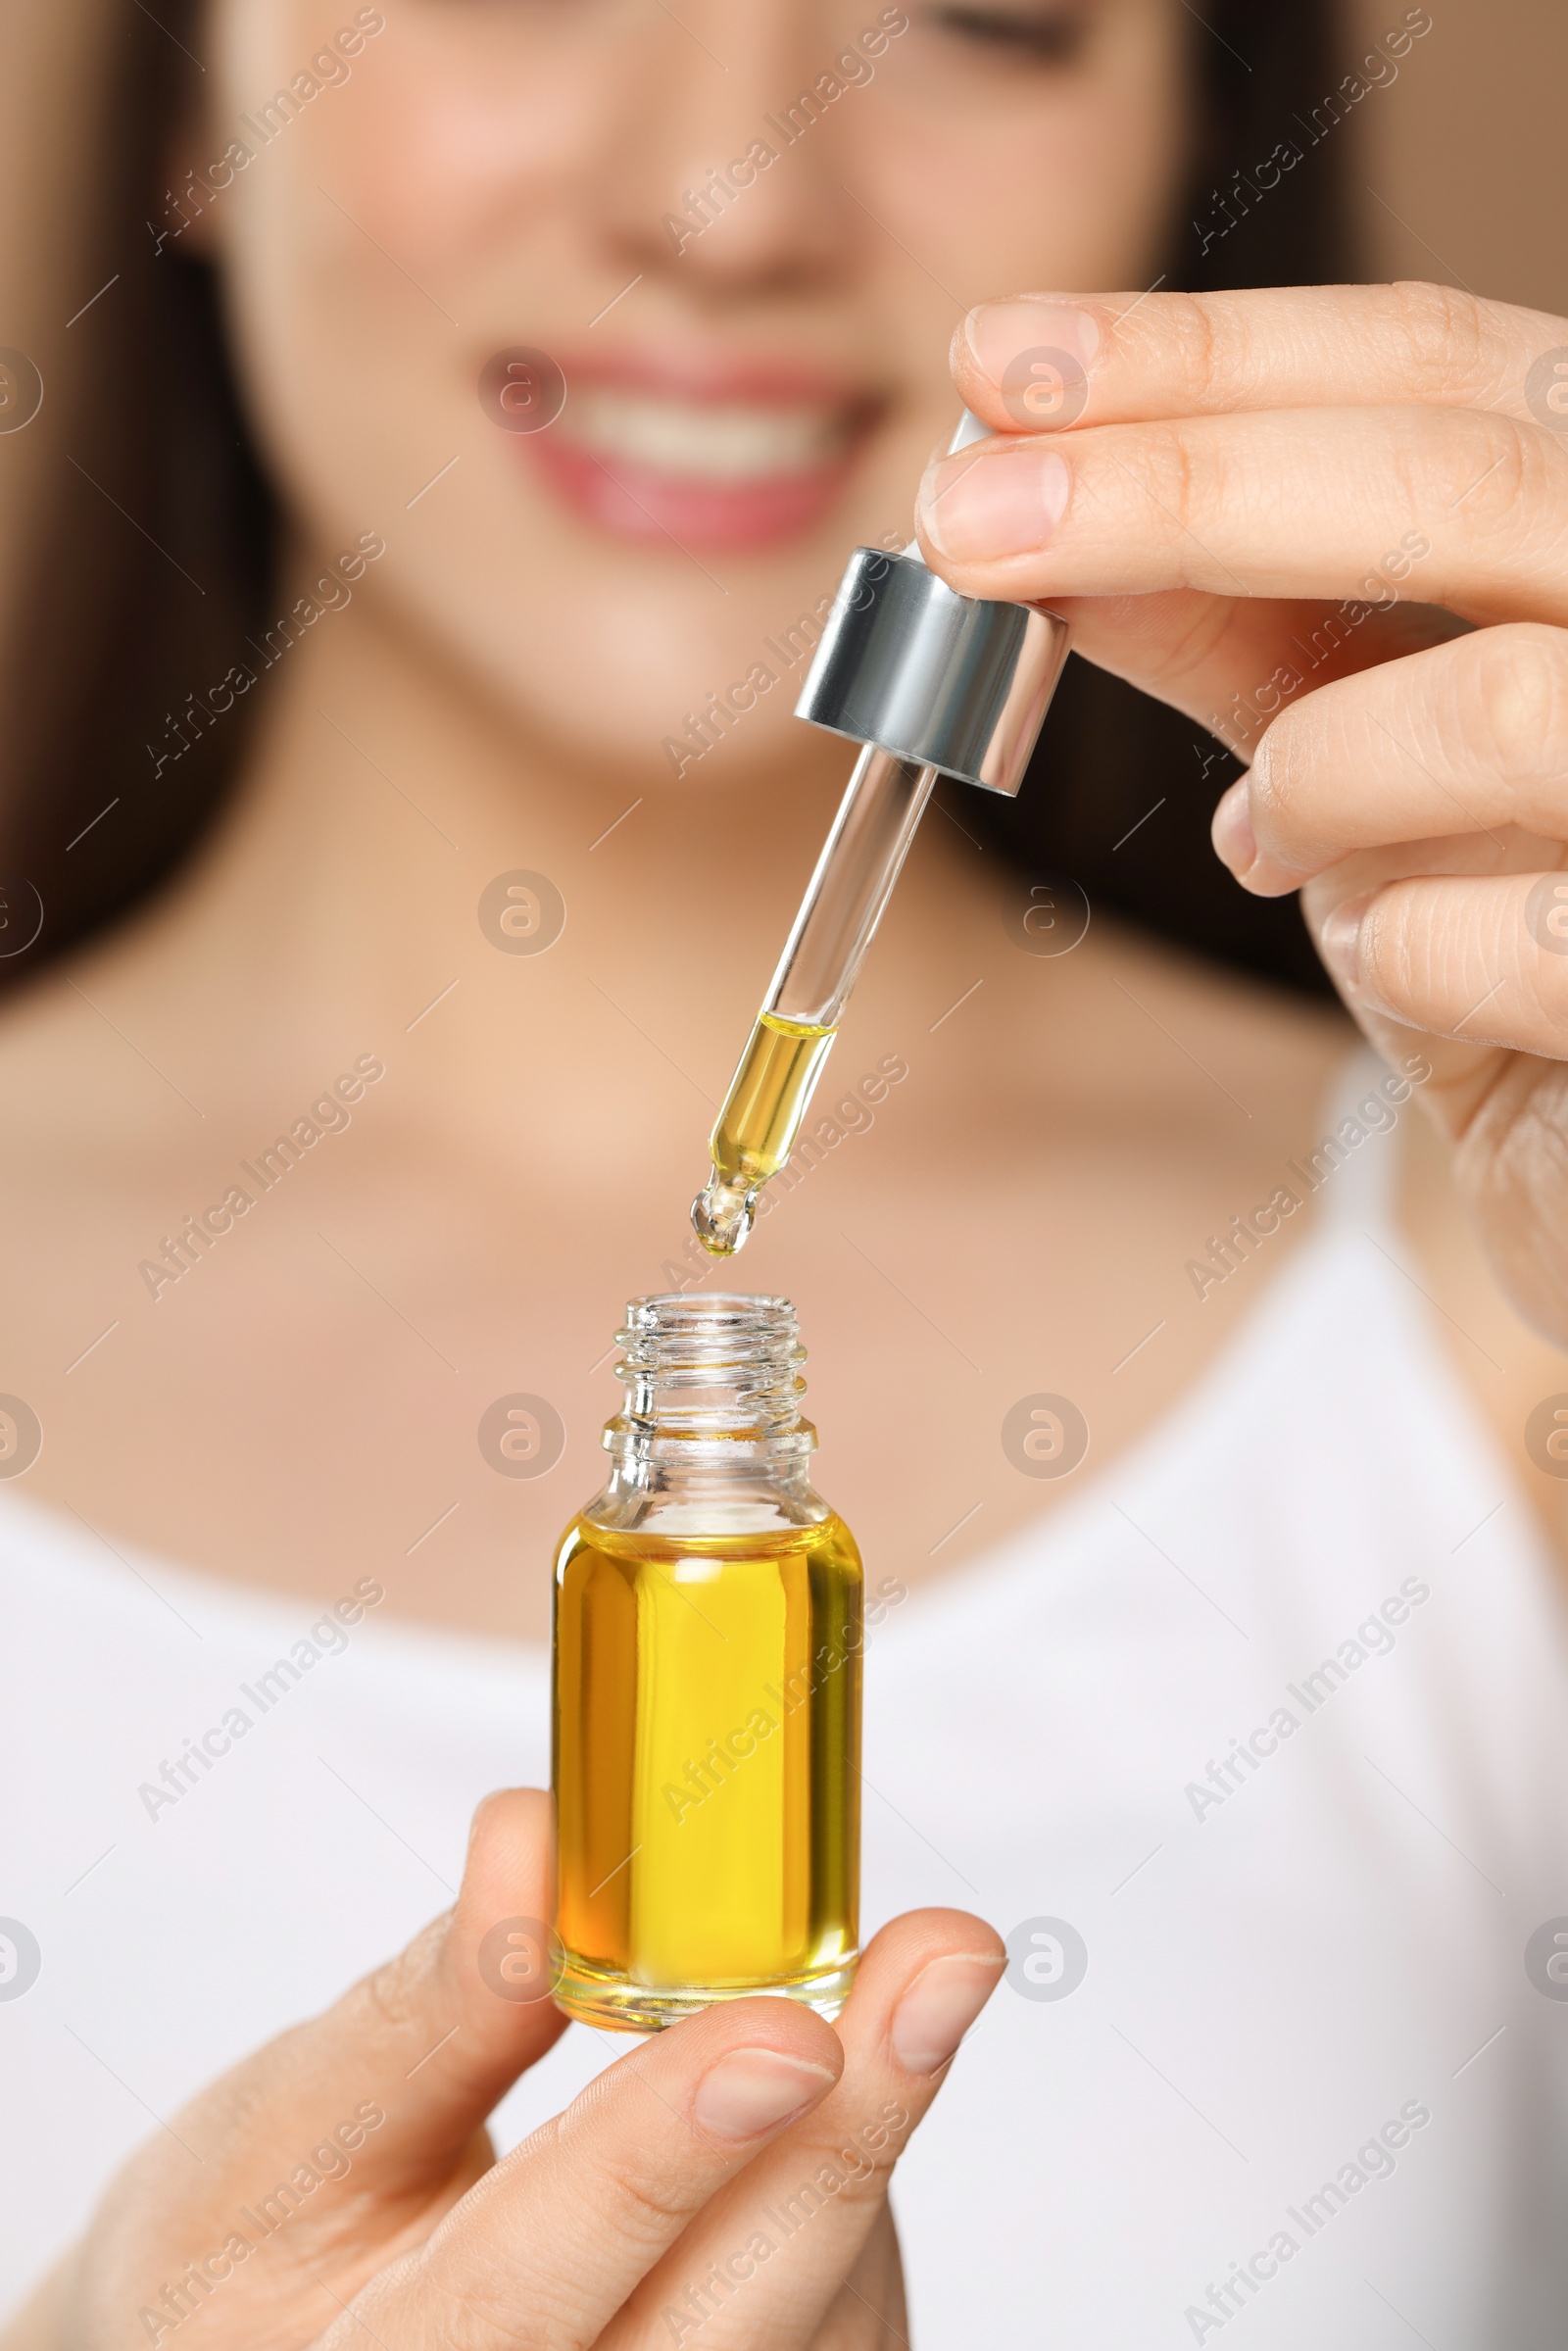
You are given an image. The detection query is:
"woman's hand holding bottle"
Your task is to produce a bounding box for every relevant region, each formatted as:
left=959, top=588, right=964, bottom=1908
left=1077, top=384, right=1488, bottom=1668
left=915, top=281, right=1568, bottom=1343
left=4, top=1789, right=1002, bottom=2351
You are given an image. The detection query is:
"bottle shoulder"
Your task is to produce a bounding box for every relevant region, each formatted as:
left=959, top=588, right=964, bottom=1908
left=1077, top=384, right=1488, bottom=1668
left=569, top=1469, right=846, bottom=1541
left=553, top=1500, right=861, bottom=1580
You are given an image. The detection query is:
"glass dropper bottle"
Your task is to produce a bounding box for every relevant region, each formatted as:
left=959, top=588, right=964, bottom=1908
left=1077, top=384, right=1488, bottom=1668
left=551, top=1290, right=862, bottom=2030
left=692, top=414, right=1072, bottom=1254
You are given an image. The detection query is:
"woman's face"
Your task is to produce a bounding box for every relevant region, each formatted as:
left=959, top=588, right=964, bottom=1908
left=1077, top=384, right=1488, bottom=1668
left=192, top=0, right=1188, bottom=784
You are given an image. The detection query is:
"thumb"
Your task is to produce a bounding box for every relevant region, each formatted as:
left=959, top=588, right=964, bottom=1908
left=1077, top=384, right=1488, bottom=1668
left=80, top=1789, right=567, bottom=2342
left=222, top=1787, right=568, bottom=2194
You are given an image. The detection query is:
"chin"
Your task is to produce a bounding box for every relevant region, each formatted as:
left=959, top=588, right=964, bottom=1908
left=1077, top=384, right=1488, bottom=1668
left=518, top=643, right=818, bottom=794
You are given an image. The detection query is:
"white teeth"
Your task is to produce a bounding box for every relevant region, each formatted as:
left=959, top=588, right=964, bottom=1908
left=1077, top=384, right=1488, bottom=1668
left=559, top=385, right=847, bottom=483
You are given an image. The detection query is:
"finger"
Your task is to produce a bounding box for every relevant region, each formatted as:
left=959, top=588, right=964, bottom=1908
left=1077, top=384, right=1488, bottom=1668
left=213, top=1788, right=568, bottom=2186
left=1299, top=857, right=1504, bottom=1149
left=1298, top=863, right=1568, bottom=1349
left=1317, top=868, right=1568, bottom=1062
left=949, top=282, right=1568, bottom=437
left=81, top=1789, right=569, bottom=2333
left=913, top=404, right=1568, bottom=619
left=334, top=1994, right=846, bottom=2351
left=812, top=2200, right=906, bottom=2347
left=606, top=1909, right=1004, bottom=2349
left=1046, top=583, right=1462, bottom=763
left=1212, top=623, right=1568, bottom=892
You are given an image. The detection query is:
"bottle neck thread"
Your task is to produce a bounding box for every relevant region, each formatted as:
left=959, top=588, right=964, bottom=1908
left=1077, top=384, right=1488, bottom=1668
left=603, top=1293, right=815, bottom=1469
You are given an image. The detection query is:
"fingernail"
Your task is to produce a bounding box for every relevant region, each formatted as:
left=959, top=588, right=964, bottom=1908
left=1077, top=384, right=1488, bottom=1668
left=1318, top=899, right=1368, bottom=992
left=964, top=300, right=1102, bottom=427
left=1210, top=780, right=1256, bottom=879
left=891, top=1954, right=1005, bottom=2076
left=692, top=2047, right=838, bottom=2144
left=917, top=445, right=1071, bottom=563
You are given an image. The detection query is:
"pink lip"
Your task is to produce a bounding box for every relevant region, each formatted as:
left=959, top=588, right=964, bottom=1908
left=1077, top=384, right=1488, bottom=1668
left=516, top=347, right=876, bottom=556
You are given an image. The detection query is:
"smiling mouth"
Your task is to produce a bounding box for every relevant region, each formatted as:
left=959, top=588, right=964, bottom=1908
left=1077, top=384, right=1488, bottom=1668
left=521, top=375, right=873, bottom=553
left=557, top=385, right=855, bottom=485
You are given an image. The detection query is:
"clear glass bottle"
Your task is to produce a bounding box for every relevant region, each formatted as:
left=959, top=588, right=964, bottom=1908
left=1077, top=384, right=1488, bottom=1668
left=551, top=1292, right=862, bottom=2032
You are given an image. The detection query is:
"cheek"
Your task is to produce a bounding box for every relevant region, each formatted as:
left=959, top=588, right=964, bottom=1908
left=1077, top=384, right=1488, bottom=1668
left=863, top=8, right=1189, bottom=300
left=319, top=26, right=595, bottom=270
left=209, top=7, right=592, bottom=571
left=214, top=5, right=594, bottom=270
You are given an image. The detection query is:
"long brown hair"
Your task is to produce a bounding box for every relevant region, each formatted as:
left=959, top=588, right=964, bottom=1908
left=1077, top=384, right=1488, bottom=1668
left=0, top=1, right=1348, bottom=992
left=968, top=1, right=1351, bottom=995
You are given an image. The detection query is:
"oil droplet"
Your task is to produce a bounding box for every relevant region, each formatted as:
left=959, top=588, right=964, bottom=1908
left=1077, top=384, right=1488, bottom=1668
left=691, top=1173, right=756, bottom=1256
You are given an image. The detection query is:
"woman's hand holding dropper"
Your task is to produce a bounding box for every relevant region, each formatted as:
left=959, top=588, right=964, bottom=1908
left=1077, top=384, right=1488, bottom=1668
left=3, top=1790, right=1002, bottom=2351
left=916, top=282, right=1568, bottom=1343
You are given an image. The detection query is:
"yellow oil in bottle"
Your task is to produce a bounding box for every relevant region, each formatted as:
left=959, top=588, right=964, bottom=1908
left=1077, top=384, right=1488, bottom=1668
left=692, top=1012, right=838, bottom=1256
left=552, top=1511, right=862, bottom=2031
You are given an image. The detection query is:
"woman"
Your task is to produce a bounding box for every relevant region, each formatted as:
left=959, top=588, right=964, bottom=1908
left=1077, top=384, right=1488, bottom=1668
left=5, top=0, right=1568, bottom=2341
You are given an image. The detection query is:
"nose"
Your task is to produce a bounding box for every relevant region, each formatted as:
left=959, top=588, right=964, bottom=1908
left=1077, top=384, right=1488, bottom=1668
left=579, top=2, right=854, bottom=302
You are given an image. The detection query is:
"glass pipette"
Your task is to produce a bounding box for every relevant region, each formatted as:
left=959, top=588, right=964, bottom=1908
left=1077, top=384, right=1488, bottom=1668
left=692, top=415, right=1072, bottom=1254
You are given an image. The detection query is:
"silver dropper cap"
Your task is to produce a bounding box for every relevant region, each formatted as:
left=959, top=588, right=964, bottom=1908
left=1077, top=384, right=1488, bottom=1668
left=793, top=412, right=1071, bottom=799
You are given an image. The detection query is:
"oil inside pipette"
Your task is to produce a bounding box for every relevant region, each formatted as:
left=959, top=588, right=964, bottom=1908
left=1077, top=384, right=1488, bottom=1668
left=692, top=1011, right=838, bottom=1255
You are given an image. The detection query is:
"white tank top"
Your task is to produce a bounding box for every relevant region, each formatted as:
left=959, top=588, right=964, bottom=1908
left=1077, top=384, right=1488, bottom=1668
left=5, top=1057, right=1568, bottom=2345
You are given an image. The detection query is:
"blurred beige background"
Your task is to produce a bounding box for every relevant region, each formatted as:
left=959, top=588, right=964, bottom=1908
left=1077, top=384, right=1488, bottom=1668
left=1346, top=0, right=1568, bottom=314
